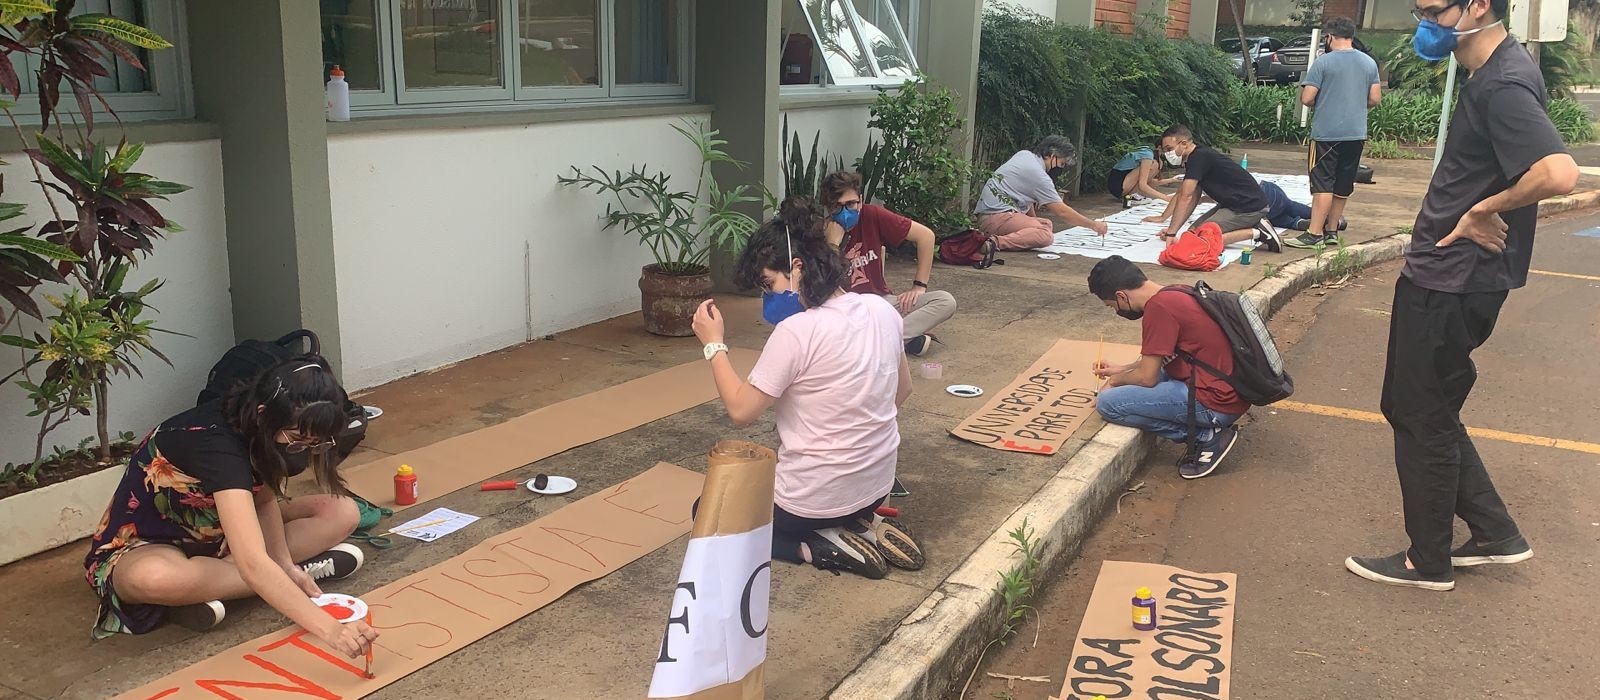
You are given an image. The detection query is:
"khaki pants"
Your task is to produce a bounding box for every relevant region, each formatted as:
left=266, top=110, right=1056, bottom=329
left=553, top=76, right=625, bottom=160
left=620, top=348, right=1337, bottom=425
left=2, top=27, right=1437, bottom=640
left=976, top=211, right=1055, bottom=251
left=882, top=290, right=956, bottom=341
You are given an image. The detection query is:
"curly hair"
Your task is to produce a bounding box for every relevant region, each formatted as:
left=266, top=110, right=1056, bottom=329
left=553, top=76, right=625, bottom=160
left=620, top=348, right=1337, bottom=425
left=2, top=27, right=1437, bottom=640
left=819, top=170, right=863, bottom=208
left=735, top=196, right=847, bottom=309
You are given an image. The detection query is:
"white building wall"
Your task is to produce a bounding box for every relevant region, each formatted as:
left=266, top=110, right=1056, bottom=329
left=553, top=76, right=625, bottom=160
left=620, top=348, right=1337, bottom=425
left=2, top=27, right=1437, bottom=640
left=986, top=0, right=1059, bottom=17
left=779, top=102, right=876, bottom=189
left=0, top=140, right=233, bottom=462
left=328, top=114, right=708, bottom=390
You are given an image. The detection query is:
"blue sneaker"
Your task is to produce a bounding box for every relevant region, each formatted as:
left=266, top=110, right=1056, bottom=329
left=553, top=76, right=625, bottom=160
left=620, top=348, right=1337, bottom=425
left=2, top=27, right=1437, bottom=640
left=1179, top=425, right=1239, bottom=479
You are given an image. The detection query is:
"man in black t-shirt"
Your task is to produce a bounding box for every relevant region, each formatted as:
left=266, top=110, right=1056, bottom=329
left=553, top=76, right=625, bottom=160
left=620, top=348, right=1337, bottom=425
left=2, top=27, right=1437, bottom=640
left=1145, top=125, right=1284, bottom=253
left=1345, top=0, right=1577, bottom=592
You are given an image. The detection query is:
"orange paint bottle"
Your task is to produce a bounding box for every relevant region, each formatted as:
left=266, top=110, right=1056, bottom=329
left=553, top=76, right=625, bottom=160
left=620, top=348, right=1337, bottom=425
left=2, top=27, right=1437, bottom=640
left=393, top=464, right=418, bottom=506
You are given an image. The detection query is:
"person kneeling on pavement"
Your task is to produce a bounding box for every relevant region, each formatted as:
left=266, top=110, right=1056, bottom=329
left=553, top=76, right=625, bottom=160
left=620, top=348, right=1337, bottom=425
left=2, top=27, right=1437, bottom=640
left=1088, top=256, right=1248, bottom=479
left=819, top=170, right=956, bottom=357
left=1146, top=125, right=1285, bottom=254
left=690, top=196, right=925, bottom=579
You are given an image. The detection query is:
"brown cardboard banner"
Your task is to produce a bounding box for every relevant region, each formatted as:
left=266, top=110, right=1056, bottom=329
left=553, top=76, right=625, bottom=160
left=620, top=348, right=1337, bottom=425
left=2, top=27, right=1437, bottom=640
left=345, top=349, right=758, bottom=511
left=649, top=441, right=776, bottom=700
left=113, top=463, right=704, bottom=700
left=950, top=339, right=1139, bottom=454
left=1052, top=561, right=1238, bottom=700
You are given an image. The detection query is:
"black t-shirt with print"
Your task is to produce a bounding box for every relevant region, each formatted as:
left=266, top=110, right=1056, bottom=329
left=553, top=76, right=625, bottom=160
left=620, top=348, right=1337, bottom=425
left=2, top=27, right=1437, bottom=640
left=1184, top=146, right=1268, bottom=213
left=1404, top=35, right=1568, bottom=294
left=153, top=400, right=261, bottom=494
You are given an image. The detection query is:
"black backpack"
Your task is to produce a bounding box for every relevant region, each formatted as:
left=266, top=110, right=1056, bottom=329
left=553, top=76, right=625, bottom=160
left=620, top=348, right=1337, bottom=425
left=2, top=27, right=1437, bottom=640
left=196, top=329, right=368, bottom=462
left=1160, top=282, right=1294, bottom=451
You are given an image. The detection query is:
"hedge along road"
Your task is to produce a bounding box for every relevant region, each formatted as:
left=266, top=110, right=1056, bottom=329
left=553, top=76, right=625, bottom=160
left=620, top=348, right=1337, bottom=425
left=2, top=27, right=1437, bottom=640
left=960, top=211, right=1600, bottom=700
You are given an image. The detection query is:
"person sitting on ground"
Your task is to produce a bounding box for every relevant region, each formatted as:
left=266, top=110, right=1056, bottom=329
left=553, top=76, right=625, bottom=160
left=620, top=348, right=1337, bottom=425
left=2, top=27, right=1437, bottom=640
left=819, top=170, right=957, bottom=358
left=974, top=135, right=1108, bottom=250
left=84, top=356, right=376, bottom=659
left=1261, top=179, right=1346, bottom=232
left=1107, top=143, right=1179, bottom=205
left=1145, top=125, right=1284, bottom=253
left=1088, top=255, right=1249, bottom=479
left=690, top=196, right=924, bottom=580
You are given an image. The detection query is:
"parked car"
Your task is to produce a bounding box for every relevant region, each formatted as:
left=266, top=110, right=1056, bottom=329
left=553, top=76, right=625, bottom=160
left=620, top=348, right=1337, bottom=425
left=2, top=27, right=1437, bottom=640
left=1260, top=34, right=1378, bottom=85
left=1220, top=36, right=1282, bottom=83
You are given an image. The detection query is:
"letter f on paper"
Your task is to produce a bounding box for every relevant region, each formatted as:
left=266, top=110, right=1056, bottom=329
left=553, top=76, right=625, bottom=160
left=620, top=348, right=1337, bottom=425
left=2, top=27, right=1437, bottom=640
left=647, top=525, right=772, bottom=698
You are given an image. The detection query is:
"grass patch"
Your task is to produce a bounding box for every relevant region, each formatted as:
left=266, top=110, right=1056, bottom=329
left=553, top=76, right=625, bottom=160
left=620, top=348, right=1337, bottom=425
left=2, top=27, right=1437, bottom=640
left=960, top=519, right=1044, bottom=699
left=1365, top=138, right=1424, bottom=160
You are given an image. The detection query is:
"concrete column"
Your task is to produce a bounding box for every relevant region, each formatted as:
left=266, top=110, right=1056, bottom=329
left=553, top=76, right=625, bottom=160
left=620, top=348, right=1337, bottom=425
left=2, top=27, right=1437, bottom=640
left=1189, top=0, right=1220, bottom=39
left=696, top=0, right=781, bottom=291
left=186, top=1, right=343, bottom=369
left=922, top=0, right=984, bottom=159
left=1059, top=0, right=1099, bottom=26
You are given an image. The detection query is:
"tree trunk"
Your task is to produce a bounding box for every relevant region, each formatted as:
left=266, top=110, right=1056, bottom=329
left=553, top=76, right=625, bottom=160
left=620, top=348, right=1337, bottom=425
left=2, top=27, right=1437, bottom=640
left=1229, top=0, right=1255, bottom=84
left=95, top=379, right=110, bottom=462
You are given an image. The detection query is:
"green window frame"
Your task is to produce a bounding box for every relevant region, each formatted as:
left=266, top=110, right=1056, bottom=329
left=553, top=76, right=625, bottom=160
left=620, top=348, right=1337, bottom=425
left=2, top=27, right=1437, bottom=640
left=6, top=0, right=191, bottom=124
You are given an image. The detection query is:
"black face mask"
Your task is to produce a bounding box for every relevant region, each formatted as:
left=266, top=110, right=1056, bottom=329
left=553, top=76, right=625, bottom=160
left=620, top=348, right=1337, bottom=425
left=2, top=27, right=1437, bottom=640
left=1047, top=166, right=1066, bottom=179
left=1116, top=295, right=1143, bottom=321
left=275, top=443, right=312, bottom=477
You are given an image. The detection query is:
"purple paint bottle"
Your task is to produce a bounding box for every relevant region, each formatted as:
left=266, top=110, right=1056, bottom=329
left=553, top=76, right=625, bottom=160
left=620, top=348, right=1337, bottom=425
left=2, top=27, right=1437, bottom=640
left=1132, top=586, right=1157, bottom=631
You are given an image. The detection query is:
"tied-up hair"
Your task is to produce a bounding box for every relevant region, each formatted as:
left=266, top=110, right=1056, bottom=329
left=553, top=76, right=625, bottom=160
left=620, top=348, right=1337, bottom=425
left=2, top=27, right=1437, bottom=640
left=224, top=355, right=350, bottom=498
left=735, top=196, right=848, bottom=309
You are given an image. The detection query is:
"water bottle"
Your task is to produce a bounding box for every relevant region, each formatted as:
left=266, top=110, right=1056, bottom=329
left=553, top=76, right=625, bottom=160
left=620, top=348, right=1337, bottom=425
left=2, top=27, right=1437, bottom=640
left=326, top=65, right=350, bottom=122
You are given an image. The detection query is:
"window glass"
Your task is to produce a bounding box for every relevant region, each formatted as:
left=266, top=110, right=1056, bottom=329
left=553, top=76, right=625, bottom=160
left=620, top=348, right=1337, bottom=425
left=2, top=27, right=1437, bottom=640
left=519, top=0, right=599, bottom=87
left=801, top=0, right=872, bottom=83
left=615, top=0, right=679, bottom=85
left=851, top=0, right=914, bottom=79
left=398, top=0, right=503, bottom=89
left=321, top=0, right=383, bottom=90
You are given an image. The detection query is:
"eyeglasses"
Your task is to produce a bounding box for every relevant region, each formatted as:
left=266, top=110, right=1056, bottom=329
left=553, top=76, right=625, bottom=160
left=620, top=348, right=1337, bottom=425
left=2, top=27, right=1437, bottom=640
left=835, top=199, right=863, bottom=211
left=1412, top=1, right=1463, bottom=23
left=284, top=437, right=337, bottom=455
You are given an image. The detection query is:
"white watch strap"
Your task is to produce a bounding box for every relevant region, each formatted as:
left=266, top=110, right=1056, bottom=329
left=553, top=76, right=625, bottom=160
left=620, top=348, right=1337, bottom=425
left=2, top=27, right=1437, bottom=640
left=703, top=342, right=729, bottom=360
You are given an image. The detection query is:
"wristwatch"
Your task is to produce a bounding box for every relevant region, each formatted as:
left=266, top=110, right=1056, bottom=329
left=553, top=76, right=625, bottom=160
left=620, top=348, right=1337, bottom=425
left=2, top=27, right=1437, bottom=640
left=703, top=342, right=729, bottom=361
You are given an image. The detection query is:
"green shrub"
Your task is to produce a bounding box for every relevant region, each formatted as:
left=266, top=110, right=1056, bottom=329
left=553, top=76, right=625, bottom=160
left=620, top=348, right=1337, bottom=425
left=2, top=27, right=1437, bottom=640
left=975, top=10, right=1238, bottom=193
left=1368, top=91, right=1445, bottom=144
left=1230, top=84, right=1309, bottom=143
left=1546, top=97, right=1597, bottom=143
left=1365, top=138, right=1424, bottom=159
left=868, top=79, right=980, bottom=234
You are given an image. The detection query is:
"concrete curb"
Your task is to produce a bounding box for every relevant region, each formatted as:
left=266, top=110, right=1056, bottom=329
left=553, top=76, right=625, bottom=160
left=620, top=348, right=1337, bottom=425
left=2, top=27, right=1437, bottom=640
left=827, top=195, right=1591, bottom=700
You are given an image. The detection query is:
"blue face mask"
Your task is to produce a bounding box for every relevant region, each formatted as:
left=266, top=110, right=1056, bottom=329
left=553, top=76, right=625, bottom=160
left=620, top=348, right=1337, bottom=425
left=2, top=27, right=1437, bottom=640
left=1413, top=6, right=1497, bottom=62
left=832, top=207, right=860, bottom=231
left=762, top=290, right=805, bottom=326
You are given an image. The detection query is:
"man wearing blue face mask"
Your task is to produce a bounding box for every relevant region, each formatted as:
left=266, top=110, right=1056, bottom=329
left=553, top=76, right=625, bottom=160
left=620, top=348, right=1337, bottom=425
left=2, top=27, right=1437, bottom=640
left=1345, top=0, right=1578, bottom=591
left=818, top=170, right=956, bottom=357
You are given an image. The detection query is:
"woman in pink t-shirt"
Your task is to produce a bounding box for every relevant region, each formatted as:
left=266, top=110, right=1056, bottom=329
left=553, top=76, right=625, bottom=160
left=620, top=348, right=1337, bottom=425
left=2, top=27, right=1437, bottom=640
left=691, top=198, right=923, bottom=580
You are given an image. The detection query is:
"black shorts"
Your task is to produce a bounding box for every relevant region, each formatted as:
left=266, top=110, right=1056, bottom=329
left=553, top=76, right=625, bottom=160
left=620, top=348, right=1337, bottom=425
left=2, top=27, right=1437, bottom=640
left=1106, top=168, right=1133, bottom=199
left=1308, top=140, right=1364, bottom=198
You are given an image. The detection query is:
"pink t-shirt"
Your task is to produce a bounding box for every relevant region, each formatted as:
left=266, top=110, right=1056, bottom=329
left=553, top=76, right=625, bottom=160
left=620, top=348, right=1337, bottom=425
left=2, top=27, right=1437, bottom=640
left=748, top=293, right=904, bottom=518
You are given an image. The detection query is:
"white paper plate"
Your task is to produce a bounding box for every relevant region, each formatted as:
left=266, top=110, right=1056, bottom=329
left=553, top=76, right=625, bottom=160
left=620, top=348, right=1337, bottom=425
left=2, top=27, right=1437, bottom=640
left=363, top=405, right=383, bottom=420
left=526, top=475, right=578, bottom=495
left=946, top=384, right=984, bottom=398
left=311, top=593, right=368, bottom=623
left=1036, top=253, right=1061, bottom=260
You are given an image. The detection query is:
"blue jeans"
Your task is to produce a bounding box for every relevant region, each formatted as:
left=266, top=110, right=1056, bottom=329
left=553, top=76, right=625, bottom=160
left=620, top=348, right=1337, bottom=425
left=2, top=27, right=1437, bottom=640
left=1097, top=374, right=1243, bottom=443
left=1261, top=180, right=1310, bottom=229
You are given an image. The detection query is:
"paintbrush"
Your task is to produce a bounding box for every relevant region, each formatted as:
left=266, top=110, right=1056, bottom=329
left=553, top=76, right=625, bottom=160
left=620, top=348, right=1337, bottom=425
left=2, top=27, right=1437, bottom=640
left=363, top=610, right=375, bottom=679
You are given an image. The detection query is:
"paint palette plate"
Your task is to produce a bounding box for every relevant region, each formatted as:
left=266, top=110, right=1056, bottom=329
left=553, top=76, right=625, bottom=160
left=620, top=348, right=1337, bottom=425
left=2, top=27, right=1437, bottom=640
left=526, top=475, right=578, bottom=495
left=946, top=384, right=984, bottom=398
left=312, top=593, right=368, bottom=623
left=363, top=405, right=384, bottom=420
left=1036, top=253, right=1061, bottom=260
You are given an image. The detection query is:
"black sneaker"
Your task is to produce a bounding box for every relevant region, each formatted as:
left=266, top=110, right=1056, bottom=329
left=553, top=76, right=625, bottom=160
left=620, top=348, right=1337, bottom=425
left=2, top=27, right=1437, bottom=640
left=805, top=528, right=889, bottom=579
left=1291, top=218, right=1312, bottom=231
left=889, top=477, right=910, bottom=498
left=1178, top=425, right=1238, bottom=479
left=1252, top=222, right=1282, bottom=253
left=1344, top=552, right=1454, bottom=591
left=1450, top=533, right=1533, bottom=567
left=1336, top=217, right=1348, bottom=231
left=299, top=543, right=365, bottom=583
left=1285, top=230, right=1326, bottom=249
left=168, top=599, right=226, bottom=632
left=856, top=515, right=926, bottom=571
left=904, top=335, right=932, bottom=357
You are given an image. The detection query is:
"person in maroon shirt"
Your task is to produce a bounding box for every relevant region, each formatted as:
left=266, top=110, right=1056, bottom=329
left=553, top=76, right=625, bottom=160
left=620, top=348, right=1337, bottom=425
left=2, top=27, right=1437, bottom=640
left=1087, top=256, right=1247, bottom=479
left=819, top=171, right=957, bottom=356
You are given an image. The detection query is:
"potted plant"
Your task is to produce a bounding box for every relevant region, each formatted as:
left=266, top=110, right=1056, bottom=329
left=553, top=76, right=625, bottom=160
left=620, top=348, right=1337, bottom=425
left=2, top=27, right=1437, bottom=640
left=559, top=119, right=761, bottom=336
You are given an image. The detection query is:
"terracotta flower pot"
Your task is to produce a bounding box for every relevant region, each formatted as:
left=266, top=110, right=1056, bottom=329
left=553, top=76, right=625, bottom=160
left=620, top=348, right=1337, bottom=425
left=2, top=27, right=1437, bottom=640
left=638, top=263, right=712, bottom=337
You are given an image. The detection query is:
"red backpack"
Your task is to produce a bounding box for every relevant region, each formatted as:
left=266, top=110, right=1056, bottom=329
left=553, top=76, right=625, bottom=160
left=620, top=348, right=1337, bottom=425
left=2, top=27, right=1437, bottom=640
left=1158, top=222, right=1225, bottom=272
left=938, top=229, right=1000, bottom=269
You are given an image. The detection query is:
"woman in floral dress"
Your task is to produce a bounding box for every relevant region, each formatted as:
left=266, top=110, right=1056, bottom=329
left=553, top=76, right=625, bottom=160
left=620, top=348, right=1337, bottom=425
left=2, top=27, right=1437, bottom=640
left=84, top=356, right=378, bottom=659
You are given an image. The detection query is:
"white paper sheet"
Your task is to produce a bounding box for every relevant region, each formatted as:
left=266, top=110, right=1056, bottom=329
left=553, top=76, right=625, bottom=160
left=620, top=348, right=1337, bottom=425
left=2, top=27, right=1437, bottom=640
left=389, top=507, right=481, bottom=542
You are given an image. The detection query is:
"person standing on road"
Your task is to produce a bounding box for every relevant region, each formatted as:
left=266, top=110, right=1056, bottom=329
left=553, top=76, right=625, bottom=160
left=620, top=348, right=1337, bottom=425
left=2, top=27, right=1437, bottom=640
left=1087, top=256, right=1248, bottom=480
left=1345, top=0, right=1578, bottom=591
left=974, top=135, right=1108, bottom=250
left=819, top=171, right=957, bottom=357
left=1290, top=16, right=1382, bottom=249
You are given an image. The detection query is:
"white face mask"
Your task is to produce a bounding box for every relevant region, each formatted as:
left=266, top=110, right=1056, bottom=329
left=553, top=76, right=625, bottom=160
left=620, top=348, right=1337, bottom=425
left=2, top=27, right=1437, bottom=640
left=1164, top=149, right=1183, bottom=166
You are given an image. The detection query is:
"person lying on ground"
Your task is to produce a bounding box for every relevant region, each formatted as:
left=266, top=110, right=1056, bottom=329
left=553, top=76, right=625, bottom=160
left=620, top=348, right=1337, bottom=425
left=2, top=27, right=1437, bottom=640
left=1088, top=255, right=1249, bottom=480
left=690, top=196, right=925, bottom=580
left=1261, top=180, right=1347, bottom=233
left=1107, top=144, right=1179, bottom=205
left=1145, top=125, right=1285, bottom=253
left=974, top=135, right=1108, bottom=250
left=84, top=356, right=376, bottom=658
left=819, top=170, right=957, bottom=358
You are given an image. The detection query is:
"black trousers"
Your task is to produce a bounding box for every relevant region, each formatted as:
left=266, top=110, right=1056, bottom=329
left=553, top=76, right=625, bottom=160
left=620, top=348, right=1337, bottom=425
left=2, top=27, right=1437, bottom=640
left=1380, top=275, right=1520, bottom=575
left=691, top=496, right=886, bottom=564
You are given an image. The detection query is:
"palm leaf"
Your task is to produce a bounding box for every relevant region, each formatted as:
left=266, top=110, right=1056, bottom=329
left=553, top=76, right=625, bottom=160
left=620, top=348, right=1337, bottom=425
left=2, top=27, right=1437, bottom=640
left=70, top=15, right=172, bottom=50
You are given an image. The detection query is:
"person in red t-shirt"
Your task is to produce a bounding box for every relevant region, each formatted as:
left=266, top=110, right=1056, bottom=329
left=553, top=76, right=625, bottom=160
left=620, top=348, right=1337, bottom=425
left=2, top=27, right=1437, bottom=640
left=1087, top=256, right=1247, bottom=479
left=818, top=171, right=957, bottom=357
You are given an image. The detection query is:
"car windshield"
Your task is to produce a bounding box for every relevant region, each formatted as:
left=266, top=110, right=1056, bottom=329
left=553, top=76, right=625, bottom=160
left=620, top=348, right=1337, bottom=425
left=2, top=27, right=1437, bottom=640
left=1285, top=36, right=1312, bottom=48
left=1219, top=38, right=1244, bottom=53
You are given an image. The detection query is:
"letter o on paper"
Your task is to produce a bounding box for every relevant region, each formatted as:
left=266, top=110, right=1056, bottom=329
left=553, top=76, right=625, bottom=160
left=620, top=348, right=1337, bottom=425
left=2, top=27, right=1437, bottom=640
left=1156, top=630, right=1223, bottom=656
left=741, top=561, right=772, bottom=639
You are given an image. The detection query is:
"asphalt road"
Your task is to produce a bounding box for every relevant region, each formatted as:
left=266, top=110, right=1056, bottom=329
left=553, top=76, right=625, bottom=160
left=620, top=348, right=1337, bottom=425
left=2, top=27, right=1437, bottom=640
left=964, top=211, right=1600, bottom=700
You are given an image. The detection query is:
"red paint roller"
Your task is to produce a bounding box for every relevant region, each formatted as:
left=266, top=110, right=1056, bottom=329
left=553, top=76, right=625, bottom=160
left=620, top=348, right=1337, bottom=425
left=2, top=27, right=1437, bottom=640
left=480, top=480, right=519, bottom=491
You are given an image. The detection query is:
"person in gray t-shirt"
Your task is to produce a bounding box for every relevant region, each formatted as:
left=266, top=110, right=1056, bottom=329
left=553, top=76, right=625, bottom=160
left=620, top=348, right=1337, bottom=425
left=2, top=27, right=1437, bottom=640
left=973, top=136, right=1107, bottom=250
left=1291, top=16, right=1381, bottom=249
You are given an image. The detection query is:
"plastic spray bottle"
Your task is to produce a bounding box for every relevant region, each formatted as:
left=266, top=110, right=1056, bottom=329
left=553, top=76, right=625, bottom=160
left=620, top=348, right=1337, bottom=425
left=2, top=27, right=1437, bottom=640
left=326, top=65, right=350, bottom=122
left=1132, top=586, right=1157, bottom=631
